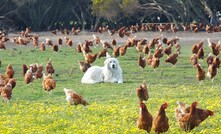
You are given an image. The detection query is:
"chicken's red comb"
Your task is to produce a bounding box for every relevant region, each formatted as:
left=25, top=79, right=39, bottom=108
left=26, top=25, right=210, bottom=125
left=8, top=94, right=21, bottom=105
left=163, top=102, right=168, bottom=109
left=192, top=101, right=198, bottom=107
left=139, top=101, right=143, bottom=107
left=209, top=111, right=214, bottom=116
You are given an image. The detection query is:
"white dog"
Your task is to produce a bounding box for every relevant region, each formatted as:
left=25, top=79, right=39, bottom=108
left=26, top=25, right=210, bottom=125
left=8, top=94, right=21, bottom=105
left=81, top=58, right=123, bottom=84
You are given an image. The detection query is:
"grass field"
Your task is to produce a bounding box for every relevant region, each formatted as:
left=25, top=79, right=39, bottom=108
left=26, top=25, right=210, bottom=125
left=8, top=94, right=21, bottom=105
left=0, top=31, right=221, bottom=133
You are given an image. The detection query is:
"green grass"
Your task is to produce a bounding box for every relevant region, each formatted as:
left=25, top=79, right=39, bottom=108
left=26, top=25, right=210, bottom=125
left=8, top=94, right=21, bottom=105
left=0, top=36, right=220, bottom=134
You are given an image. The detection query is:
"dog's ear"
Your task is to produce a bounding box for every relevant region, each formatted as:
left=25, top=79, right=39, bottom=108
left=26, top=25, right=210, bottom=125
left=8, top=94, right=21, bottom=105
left=104, top=59, right=108, bottom=65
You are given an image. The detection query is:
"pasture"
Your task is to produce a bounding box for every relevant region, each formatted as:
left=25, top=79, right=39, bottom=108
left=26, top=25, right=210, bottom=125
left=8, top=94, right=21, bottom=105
left=0, top=31, right=221, bottom=133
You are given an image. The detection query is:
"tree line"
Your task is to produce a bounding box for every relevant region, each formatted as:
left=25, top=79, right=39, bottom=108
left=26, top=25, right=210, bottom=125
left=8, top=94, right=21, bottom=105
left=0, top=0, right=220, bottom=31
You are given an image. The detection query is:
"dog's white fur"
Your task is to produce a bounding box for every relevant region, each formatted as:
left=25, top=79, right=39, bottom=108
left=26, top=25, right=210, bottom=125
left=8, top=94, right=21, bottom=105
left=81, top=58, right=123, bottom=84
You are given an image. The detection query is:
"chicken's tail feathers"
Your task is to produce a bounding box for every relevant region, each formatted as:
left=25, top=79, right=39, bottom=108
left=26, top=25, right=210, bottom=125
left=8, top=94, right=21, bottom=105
left=207, top=72, right=211, bottom=78
left=176, top=101, right=182, bottom=105
left=106, top=52, right=111, bottom=59
left=82, top=99, right=89, bottom=106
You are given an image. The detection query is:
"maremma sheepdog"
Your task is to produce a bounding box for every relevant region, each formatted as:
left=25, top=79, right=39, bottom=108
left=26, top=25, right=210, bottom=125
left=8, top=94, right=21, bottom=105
left=81, top=57, right=123, bottom=84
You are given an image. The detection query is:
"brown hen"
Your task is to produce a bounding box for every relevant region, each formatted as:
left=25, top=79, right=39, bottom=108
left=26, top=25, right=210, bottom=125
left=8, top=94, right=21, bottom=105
left=138, top=53, right=146, bottom=70
left=6, top=64, right=15, bottom=78
left=64, top=88, right=89, bottom=106
left=46, top=59, right=55, bottom=75
left=78, top=61, right=91, bottom=73
left=152, top=102, right=169, bottom=134
left=137, top=102, right=153, bottom=133
left=136, top=81, right=149, bottom=101
left=195, top=64, right=206, bottom=83
left=42, top=74, right=56, bottom=93
left=190, top=54, right=198, bottom=67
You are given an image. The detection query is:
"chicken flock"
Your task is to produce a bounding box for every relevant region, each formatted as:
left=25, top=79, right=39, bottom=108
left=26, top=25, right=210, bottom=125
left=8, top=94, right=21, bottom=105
left=0, top=24, right=218, bottom=133
left=136, top=81, right=214, bottom=133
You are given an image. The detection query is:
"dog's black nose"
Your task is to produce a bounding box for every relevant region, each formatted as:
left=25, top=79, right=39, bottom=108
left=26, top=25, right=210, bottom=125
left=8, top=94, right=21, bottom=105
left=112, top=64, right=115, bottom=68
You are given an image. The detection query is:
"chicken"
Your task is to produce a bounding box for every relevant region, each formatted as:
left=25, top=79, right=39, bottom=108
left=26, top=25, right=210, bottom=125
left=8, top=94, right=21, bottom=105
left=65, top=37, right=73, bottom=47
left=165, top=52, right=179, bottom=66
left=24, top=67, right=34, bottom=84
left=166, top=37, right=179, bottom=46
left=39, top=42, right=46, bottom=51
left=113, top=46, right=120, bottom=57
left=63, top=88, right=89, bottom=106
left=177, top=101, right=214, bottom=132
left=22, top=64, right=29, bottom=77
left=0, top=41, right=6, bottom=49
left=0, top=74, right=9, bottom=85
left=138, top=53, right=146, bottom=70
left=52, top=44, right=59, bottom=52
left=119, top=45, right=128, bottom=56
left=137, top=102, right=153, bottom=133
left=78, top=61, right=91, bottom=72
left=175, top=101, right=189, bottom=121
left=92, top=34, right=100, bottom=44
left=148, top=38, right=158, bottom=49
left=175, top=43, right=181, bottom=54
left=51, top=30, right=57, bottom=35
left=190, top=54, right=198, bottom=67
left=176, top=101, right=214, bottom=123
left=136, top=81, right=149, bottom=101
left=81, top=43, right=92, bottom=53
left=164, top=44, right=172, bottom=56
left=112, top=39, right=117, bottom=46
left=146, top=54, right=153, bottom=66
left=181, top=24, right=191, bottom=31
left=213, top=55, right=221, bottom=68
left=101, top=40, right=113, bottom=50
left=118, top=26, right=126, bottom=38
left=85, top=39, right=93, bottom=46
left=64, top=28, right=69, bottom=35
left=6, top=63, right=15, bottom=78
left=42, top=74, right=56, bottom=93
left=108, top=29, right=115, bottom=36
left=206, top=53, right=214, bottom=66
left=136, top=41, right=143, bottom=52
left=57, top=37, right=62, bottom=45
left=192, top=108, right=214, bottom=124
left=211, top=44, right=220, bottom=56
left=153, top=46, right=164, bottom=59
left=171, top=23, right=178, bottom=33
left=35, top=64, right=44, bottom=79
left=152, top=102, right=169, bottom=134
left=17, top=37, right=28, bottom=45
left=151, top=57, right=160, bottom=70
left=98, top=49, right=107, bottom=58
left=142, top=44, right=149, bottom=54
left=83, top=51, right=98, bottom=64
left=45, top=38, right=53, bottom=46
left=1, top=83, right=12, bottom=102
left=207, top=63, right=218, bottom=82
left=8, top=78, right=16, bottom=89
left=193, top=27, right=198, bottom=33
left=192, top=40, right=203, bottom=54
left=32, top=38, right=38, bottom=47
left=208, top=38, right=220, bottom=56
left=207, top=38, right=216, bottom=48
left=76, top=42, right=82, bottom=53
left=46, top=59, right=55, bottom=75
left=196, top=47, right=204, bottom=59
left=195, top=64, right=206, bottom=83
left=30, top=63, right=38, bottom=73
left=72, top=27, right=81, bottom=35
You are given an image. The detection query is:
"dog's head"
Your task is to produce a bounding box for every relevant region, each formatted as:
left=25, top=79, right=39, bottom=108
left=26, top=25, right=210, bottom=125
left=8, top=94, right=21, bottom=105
left=104, top=58, right=119, bottom=70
